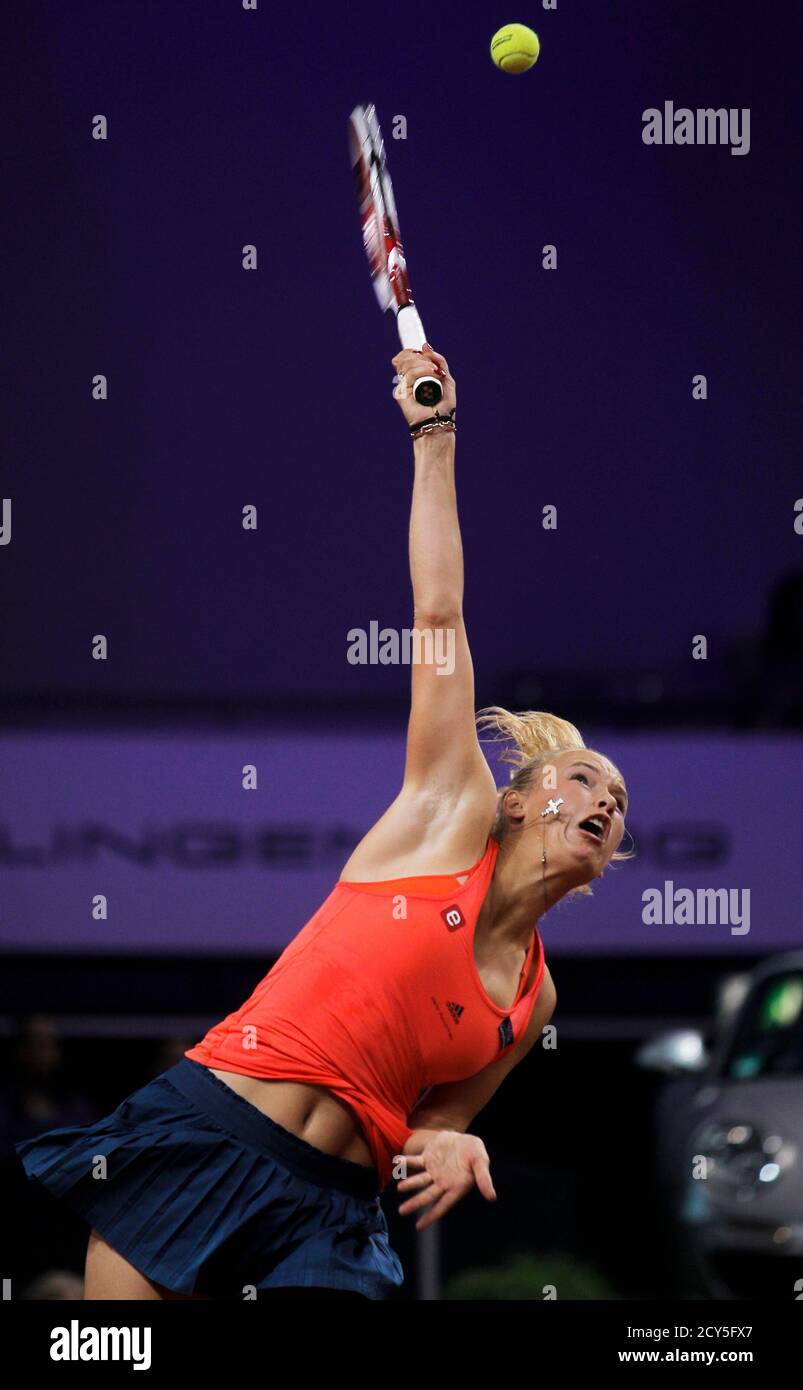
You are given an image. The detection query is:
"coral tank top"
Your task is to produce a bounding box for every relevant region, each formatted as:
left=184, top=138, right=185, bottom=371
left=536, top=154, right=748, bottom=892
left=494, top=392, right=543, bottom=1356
left=185, top=834, right=545, bottom=1190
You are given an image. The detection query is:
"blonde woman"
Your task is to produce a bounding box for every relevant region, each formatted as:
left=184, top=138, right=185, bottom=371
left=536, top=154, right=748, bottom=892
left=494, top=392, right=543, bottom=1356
left=16, top=343, right=632, bottom=1300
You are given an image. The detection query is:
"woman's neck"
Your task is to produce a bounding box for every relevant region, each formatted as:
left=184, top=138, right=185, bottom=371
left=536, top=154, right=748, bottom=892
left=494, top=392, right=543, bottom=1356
left=482, top=831, right=580, bottom=947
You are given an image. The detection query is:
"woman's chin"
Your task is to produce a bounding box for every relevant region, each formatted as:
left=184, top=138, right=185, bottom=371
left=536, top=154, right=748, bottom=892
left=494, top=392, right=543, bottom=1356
left=570, top=848, right=602, bottom=884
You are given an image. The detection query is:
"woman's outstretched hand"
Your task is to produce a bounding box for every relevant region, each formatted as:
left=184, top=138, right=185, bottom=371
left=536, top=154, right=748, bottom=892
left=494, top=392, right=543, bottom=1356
left=391, top=343, right=457, bottom=429
left=395, top=1130, right=496, bottom=1231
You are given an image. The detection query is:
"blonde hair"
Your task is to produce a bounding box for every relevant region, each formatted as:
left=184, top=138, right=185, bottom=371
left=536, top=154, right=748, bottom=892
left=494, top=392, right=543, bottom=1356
left=475, top=705, right=635, bottom=898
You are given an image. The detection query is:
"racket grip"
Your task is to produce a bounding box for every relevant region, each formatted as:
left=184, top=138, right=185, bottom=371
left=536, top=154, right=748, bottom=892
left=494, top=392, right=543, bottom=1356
left=397, top=304, right=443, bottom=407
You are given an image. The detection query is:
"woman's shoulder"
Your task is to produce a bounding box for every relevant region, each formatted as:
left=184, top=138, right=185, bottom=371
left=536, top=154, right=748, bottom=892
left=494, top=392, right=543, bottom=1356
left=338, top=780, right=498, bottom=883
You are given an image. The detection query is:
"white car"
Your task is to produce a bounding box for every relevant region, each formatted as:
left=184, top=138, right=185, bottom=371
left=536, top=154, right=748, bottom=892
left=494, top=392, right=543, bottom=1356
left=637, top=951, right=803, bottom=1300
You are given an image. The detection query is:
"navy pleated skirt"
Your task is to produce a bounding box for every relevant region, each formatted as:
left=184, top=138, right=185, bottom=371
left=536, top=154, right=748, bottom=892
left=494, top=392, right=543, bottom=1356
left=15, top=1058, right=404, bottom=1300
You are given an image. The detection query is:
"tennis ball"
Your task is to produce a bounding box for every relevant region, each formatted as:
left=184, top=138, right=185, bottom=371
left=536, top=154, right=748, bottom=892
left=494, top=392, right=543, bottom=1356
left=490, top=23, right=540, bottom=74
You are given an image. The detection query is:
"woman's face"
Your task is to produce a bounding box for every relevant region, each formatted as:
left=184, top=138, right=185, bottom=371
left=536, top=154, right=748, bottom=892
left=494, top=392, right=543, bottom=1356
left=528, top=749, right=629, bottom=879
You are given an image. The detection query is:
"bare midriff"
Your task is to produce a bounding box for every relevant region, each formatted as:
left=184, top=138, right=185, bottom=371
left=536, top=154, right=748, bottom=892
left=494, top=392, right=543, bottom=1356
left=208, top=1071, right=375, bottom=1168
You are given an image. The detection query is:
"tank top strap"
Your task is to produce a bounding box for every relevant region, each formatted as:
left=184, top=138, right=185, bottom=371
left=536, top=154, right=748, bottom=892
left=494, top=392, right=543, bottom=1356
left=513, top=926, right=545, bottom=1016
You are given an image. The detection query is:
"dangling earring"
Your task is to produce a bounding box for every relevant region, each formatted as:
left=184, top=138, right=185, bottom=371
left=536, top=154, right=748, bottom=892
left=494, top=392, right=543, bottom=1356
left=540, top=820, right=549, bottom=914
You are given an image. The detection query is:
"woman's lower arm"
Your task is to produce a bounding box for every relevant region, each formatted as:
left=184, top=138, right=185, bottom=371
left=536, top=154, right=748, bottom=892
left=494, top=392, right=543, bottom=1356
left=402, top=1126, right=459, bottom=1157
left=409, top=430, right=463, bottom=620
left=403, top=1098, right=471, bottom=1156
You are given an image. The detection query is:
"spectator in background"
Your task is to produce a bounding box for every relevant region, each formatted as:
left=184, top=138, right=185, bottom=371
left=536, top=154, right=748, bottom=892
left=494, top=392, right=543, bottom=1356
left=757, top=571, right=803, bottom=727
left=726, top=570, right=803, bottom=728
left=149, top=1036, right=199, bottom=1080
left=21, top=1269, right=84, bottom=1300
left=0, top=1014, right=98, bottom=1154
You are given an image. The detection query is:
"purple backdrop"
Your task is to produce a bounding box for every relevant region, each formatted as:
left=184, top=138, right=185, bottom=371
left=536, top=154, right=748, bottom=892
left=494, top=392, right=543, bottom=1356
left=3, top=0, right=800, bottom=701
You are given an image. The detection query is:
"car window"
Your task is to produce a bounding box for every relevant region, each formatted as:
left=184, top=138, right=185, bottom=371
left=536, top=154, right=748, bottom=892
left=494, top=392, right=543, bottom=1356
left=723, top=973, right=803, bottom=1079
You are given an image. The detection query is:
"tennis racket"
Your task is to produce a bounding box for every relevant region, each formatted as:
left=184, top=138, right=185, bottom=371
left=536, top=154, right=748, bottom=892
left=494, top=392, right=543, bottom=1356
left=348, top=103, right=442, bottom=408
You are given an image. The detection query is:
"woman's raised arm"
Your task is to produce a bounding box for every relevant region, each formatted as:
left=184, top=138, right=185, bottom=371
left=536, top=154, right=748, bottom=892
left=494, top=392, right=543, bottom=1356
left=393, top=345, right=496, bottom=807
left=337, top=347, right=496, bottom=882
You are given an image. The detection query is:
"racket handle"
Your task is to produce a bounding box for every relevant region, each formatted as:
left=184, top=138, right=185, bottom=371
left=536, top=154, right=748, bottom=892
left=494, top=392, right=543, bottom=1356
left=397, top=304, right=443, bottom=407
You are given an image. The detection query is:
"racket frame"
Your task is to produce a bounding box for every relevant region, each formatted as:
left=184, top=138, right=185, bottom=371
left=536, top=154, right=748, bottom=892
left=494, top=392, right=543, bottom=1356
left=349, top=103, right=442, bottom=407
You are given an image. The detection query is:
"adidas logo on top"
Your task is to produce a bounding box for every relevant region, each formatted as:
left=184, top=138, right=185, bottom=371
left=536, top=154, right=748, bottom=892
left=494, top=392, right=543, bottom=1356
left=446, top=1000, right=464, bottom=1023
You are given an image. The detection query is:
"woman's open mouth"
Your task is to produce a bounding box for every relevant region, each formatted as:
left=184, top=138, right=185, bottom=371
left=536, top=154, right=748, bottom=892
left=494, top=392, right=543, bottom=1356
left=576, top=815, right=609, bottom=844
